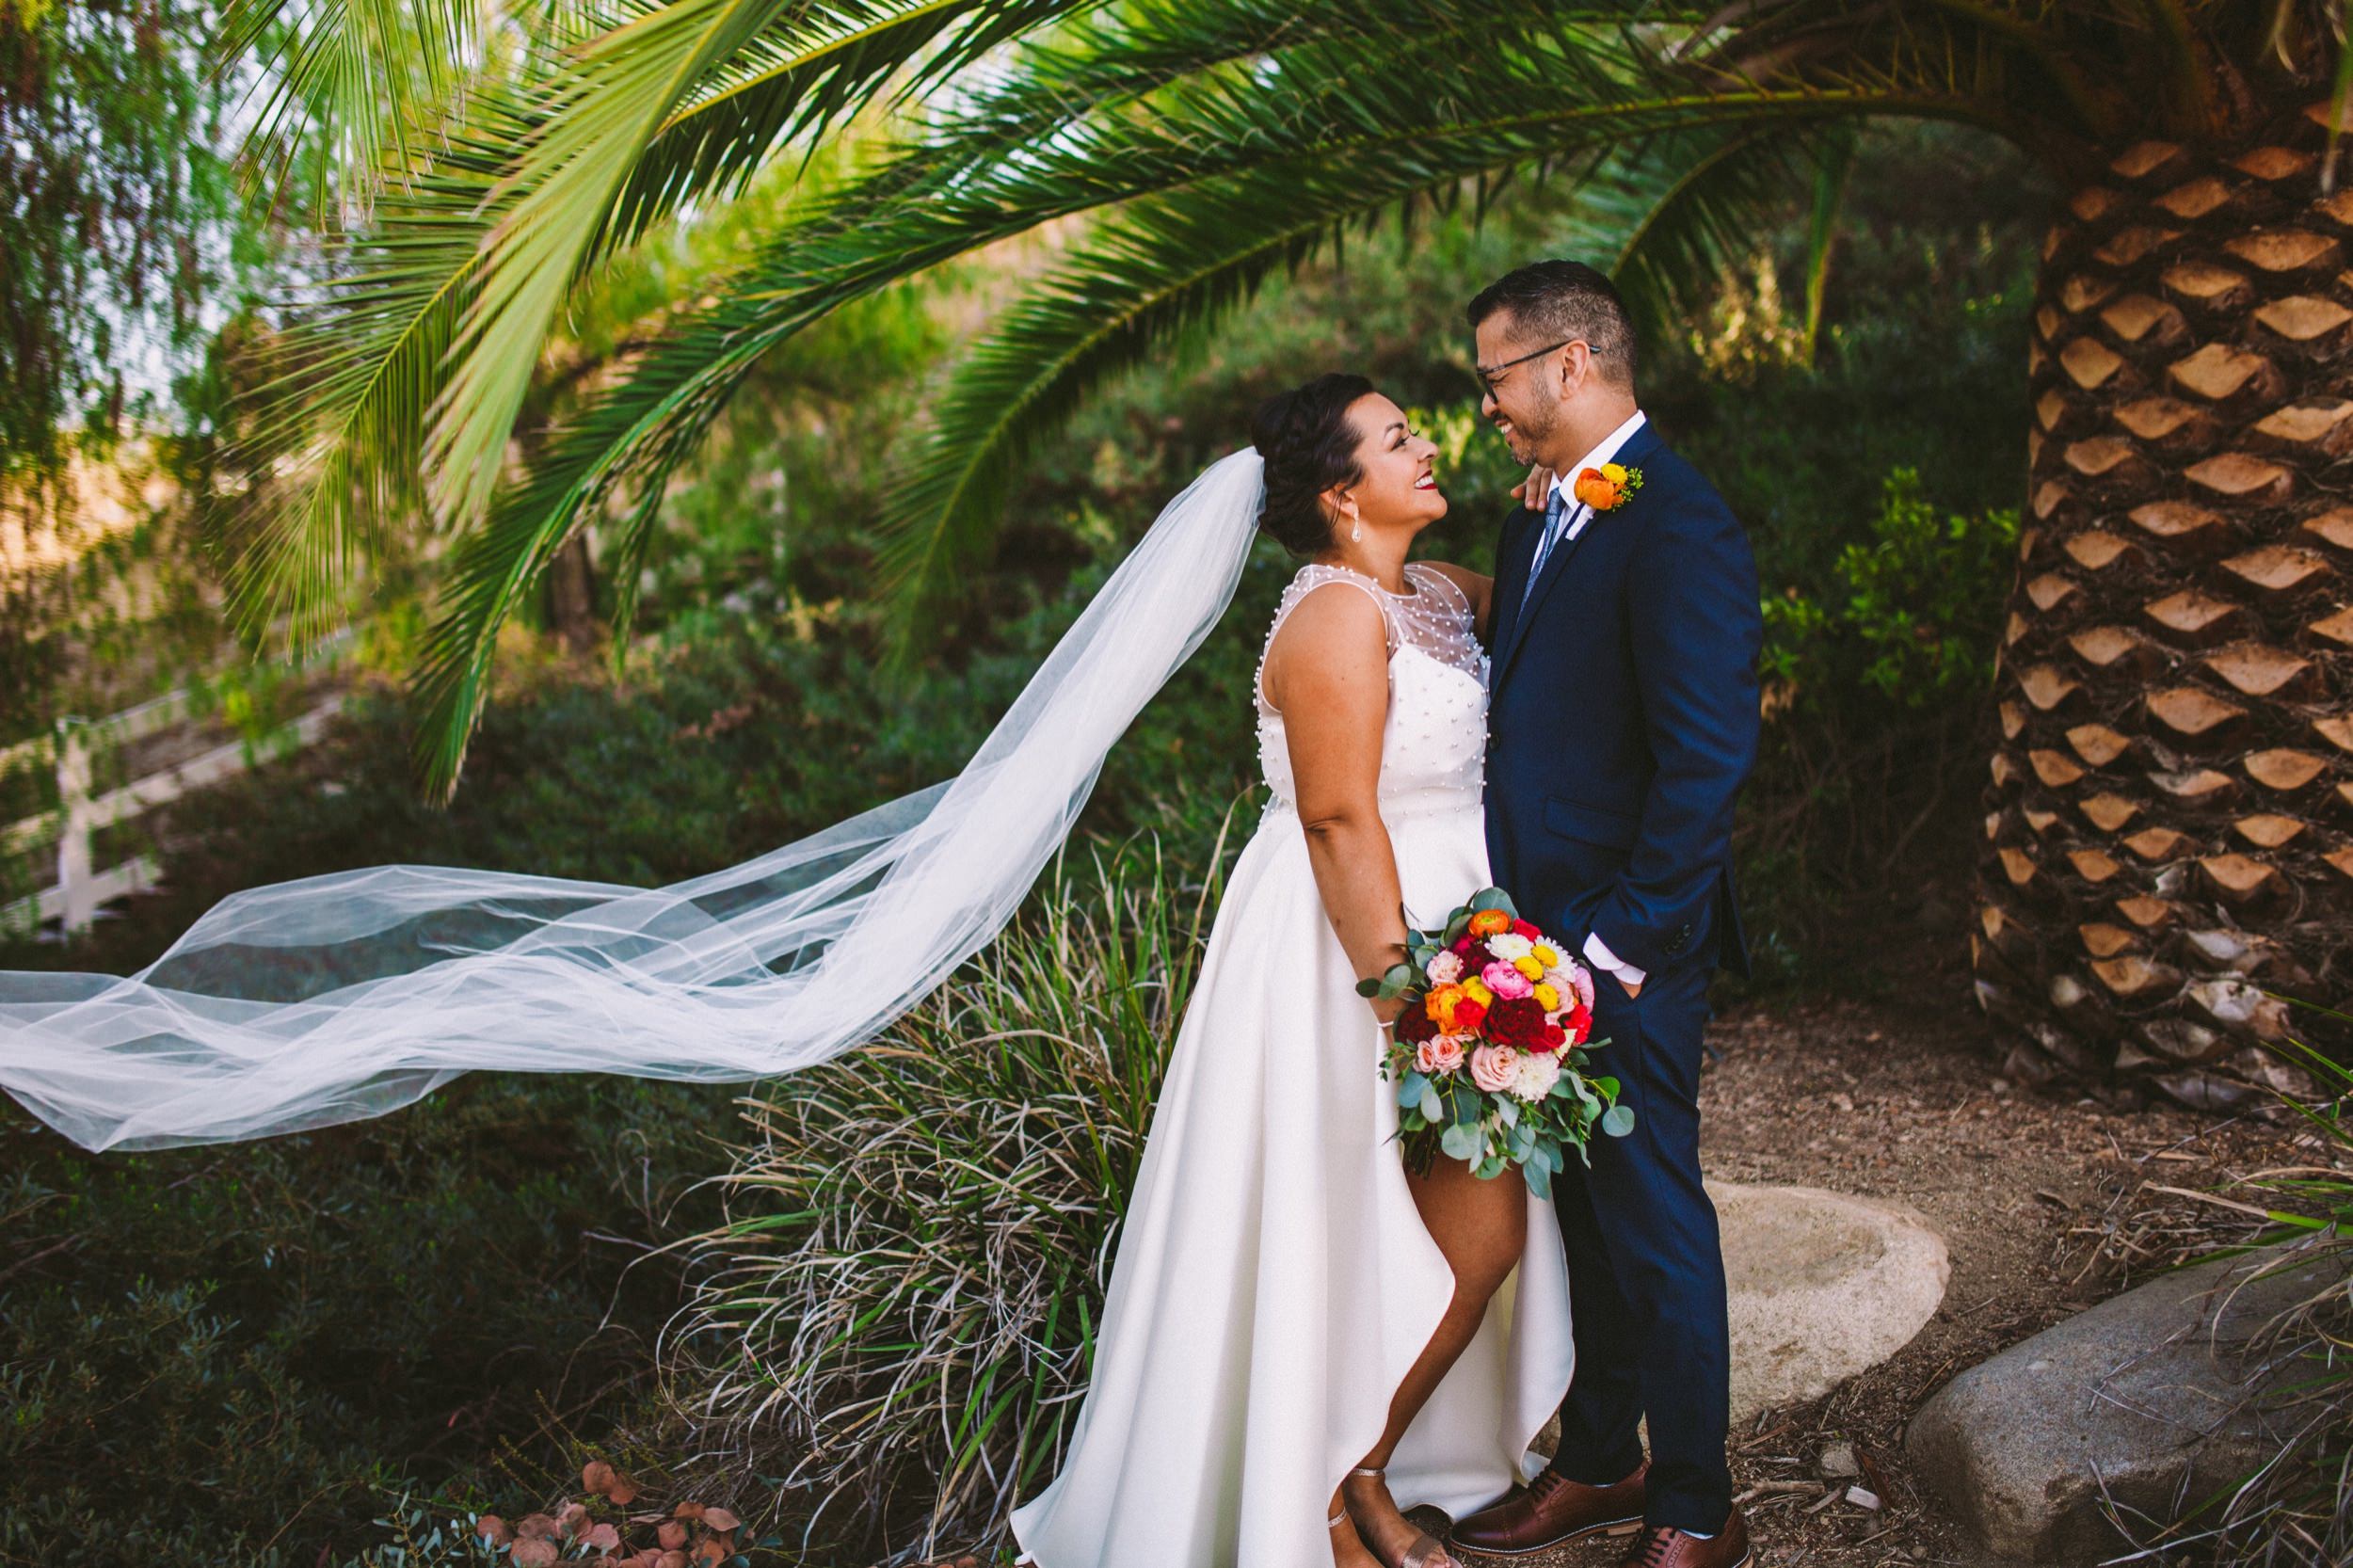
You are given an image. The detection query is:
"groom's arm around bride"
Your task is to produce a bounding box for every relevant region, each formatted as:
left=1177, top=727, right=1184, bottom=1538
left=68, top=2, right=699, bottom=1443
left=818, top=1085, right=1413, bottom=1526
left=1457, top=259, right=1764, bottom=1568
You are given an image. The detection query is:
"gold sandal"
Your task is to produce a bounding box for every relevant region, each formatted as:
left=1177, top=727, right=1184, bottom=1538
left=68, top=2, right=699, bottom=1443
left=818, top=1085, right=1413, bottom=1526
left=1343, top=1466, right=1463, bottom=1568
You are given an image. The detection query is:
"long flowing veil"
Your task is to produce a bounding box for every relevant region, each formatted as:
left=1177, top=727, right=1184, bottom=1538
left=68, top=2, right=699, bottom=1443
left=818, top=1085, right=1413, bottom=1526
left=0, top=449, right=1268, bottom=1152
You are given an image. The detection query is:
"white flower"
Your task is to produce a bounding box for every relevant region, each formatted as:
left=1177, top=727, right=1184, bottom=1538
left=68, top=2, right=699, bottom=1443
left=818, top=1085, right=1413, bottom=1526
left=1547, top=963, right=1595, bottom=1010
left=1511, top=1051, right=1561, bottom=1102
left=1486, top=932, right=1534, bottom=961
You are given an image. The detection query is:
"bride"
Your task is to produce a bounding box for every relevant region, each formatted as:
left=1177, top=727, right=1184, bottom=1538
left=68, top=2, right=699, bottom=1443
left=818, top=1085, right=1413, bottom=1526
left=1010, top=374, right=1569, bottom=1568
left=0, top=376, right=1569, bottom=1568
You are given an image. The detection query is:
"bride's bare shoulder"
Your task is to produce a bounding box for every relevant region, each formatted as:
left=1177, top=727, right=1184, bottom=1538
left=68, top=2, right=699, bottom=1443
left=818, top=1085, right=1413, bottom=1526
left=1262, top=577, right=1387, bottom=706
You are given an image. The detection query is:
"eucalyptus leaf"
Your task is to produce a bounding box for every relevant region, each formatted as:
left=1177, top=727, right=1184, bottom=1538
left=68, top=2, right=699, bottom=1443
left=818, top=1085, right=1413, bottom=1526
left=1418, top=1082, right=1444, bottom=1123
left=1440, top=1121, right=1482, bottom=1162
left=1601, top=1104, right=1637, bottom=1138
left=1524, top=1161, right=1554, bottom=1200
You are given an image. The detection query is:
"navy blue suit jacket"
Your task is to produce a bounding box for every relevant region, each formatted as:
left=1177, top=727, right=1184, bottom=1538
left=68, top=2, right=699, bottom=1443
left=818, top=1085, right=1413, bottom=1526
left=1483, top=420, right=1762, bottom=980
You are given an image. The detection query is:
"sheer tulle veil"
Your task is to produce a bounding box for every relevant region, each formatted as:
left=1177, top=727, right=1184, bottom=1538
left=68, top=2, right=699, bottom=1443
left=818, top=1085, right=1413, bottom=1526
left=0, top=449, right=1268, bottom=1151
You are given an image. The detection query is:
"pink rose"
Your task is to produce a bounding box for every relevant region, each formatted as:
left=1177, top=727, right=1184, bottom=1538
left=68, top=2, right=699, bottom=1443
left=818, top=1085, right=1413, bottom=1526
left=1481, top=960, right=1533, bottom=1000
left=1469, top=1043, right=1521, bottom=1094
left=1424, top=951, right=1464, bottom=986
left=1416, top=1034, right=1467, bottom=1076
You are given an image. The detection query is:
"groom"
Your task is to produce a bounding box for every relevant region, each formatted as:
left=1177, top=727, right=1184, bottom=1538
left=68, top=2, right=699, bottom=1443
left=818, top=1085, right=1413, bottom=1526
left=1454, top=261, right=1761, bottom=1568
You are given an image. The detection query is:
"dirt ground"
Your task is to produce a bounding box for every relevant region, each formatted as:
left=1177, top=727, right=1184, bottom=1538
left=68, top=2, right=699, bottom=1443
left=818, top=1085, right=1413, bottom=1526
left=1458, top=993, right=2335, bottom=1568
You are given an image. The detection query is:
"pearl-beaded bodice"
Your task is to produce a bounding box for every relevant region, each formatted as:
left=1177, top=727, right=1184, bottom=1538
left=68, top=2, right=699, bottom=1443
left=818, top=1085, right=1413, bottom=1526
left=1254, top=563, right=1489, bottom=817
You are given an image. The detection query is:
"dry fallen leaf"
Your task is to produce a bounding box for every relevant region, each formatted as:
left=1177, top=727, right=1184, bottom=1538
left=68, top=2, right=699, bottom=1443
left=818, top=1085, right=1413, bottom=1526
left=672, top=1500, right=707, bottom=1523
left=583, top=1459, right=616, bottom=1495
left=511, top=1540, right=561, bottom=1568
left=657, top=1552, right=690, bottom=1568
left=517, top=1512, right=559, bottom=1541
left=700, top=1507, right=741, bottom=1532
left=607, top=1472, right=642, bottom=1507
left=474, top=1515, right=512, bottom=1546
left=657, top=1519, right=688, bottom=1552
left=556, top=1501, right=591, bottom=1540
left=585, top=1521, right=623, bottom=1553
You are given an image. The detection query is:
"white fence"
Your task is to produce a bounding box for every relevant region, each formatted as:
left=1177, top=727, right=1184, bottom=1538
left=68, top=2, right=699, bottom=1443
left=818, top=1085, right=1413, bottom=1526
left=2, top=636, right=353, bottom=936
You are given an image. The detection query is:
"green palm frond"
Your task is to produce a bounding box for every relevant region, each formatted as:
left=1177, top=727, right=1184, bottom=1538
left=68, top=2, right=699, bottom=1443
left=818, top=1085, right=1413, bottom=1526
left=222, top=0, right=488, bottom=211
left=222, top=82, right=551, bottom=644
left=399, top=16, right=1961, bottom=791
left=242, top=0, right=2353, bottom=796
left=424, top=0, right=793, bottom=532
left=231, top=0, right=1079, bottom=645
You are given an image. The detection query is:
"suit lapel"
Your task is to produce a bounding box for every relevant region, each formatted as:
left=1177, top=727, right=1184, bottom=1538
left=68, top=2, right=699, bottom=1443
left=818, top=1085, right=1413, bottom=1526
left=1492, top=422, right=1665, bottom=686
left=1488, top=506, right=1542, bottom=663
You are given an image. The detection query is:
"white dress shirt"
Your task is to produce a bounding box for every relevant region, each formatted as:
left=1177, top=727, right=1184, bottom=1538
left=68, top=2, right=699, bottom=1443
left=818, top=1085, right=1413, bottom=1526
left=1534, top=408, right=1651, bottom=993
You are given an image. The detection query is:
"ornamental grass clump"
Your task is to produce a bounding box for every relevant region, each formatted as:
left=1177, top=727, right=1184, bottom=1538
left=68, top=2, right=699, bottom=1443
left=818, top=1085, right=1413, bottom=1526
left=665, top=836, right=1223, bottom=1564
left=2135, top=1038, right=2352, bottom=1568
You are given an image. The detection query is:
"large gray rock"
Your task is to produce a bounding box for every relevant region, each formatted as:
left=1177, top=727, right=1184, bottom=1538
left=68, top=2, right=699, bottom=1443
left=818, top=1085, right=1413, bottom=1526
left=1532, top=1183, right=1949, bottom=1458
left=1906, top=1245, right=2336, bottom=1562
left=1715, top=1182, right=1951, bottom=1422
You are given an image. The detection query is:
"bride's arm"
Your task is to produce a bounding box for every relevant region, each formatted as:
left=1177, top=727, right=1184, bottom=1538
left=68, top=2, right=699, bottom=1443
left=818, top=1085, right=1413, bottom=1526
left=1263, top=586, right=1409, bottom=1022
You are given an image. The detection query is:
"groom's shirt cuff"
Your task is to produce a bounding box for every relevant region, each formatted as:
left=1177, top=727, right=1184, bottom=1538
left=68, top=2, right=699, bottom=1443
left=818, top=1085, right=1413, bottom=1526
left=1581, top=931, right=1647, bottom=989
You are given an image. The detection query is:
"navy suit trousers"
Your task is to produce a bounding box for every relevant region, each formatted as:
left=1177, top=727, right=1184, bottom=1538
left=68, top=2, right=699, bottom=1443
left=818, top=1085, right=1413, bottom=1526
left=1547, top=955, right=1732, bottom=1533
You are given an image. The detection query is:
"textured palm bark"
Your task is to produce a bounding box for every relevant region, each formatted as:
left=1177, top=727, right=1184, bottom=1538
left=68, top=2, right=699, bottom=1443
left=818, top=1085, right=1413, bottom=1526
left=1976, top=103, right=2353, bottom=1109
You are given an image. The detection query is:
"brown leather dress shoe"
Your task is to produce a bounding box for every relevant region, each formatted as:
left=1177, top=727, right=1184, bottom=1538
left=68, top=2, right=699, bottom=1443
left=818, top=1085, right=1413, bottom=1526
left=1616, top=1508, right=1751, bottom=1568
left=1448, top=1460, right=1647, bottom=1555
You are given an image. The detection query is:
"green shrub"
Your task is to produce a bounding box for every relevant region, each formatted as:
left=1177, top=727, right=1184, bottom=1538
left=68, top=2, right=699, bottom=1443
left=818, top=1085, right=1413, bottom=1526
left=1762, top=468, right=2019, bottom=706
left=0, top=1068, right=724, bottom=1565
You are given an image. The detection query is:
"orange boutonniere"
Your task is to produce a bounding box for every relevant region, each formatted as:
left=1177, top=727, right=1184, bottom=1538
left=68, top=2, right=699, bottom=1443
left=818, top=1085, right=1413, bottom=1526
left=1571, top=461, right=1643, bottom=512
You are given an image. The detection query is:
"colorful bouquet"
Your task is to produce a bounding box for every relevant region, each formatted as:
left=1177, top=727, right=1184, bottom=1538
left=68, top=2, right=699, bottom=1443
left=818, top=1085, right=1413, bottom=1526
left=1359, top=888, right=1633, bottom=1197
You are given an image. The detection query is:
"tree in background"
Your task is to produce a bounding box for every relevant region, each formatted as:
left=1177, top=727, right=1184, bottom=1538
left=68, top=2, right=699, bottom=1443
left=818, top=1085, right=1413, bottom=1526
left=0, top=0, right=236, bottom=494
left=229, top=1, right=2353, bottom=1097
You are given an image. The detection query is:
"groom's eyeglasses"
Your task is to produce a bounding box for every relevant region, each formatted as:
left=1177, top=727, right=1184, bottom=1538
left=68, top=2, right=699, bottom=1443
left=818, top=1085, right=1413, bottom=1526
left=1474, top=338, right=1594, bottom=395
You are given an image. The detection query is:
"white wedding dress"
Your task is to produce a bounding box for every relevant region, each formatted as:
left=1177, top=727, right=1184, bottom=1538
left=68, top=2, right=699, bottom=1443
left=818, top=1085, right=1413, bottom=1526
left=1010, top=562, right=1574, bottom=1568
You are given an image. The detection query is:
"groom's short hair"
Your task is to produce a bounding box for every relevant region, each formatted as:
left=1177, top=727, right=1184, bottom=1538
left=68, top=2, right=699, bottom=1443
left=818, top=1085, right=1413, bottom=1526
left=1467, top=261, right=1637, bottom=392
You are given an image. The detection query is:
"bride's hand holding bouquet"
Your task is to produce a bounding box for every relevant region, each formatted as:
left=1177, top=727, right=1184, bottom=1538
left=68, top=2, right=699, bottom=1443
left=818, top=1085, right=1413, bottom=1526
left=1361, top=888, right=1634, bottom=1198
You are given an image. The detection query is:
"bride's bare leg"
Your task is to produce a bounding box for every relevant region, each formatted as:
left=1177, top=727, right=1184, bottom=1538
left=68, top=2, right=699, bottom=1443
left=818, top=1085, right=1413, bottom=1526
left=1328, top=1504, right=1384, bottom=1567
left=1341, top=1157, right=1527, bottom=1564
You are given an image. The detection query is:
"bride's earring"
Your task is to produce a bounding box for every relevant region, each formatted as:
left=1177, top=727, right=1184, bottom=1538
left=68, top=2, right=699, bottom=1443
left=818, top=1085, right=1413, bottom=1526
left=1350, top=513, right=1362, bottom=543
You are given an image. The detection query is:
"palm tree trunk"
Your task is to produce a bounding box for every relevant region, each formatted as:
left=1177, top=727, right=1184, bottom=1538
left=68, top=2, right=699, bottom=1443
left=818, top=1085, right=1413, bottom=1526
left=1977, top=105, right=2353, bottom=1109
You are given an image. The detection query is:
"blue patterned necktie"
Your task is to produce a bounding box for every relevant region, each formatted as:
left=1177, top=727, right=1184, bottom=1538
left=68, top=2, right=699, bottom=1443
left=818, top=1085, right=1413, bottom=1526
left=1522, top=487, right=1574, bottom=609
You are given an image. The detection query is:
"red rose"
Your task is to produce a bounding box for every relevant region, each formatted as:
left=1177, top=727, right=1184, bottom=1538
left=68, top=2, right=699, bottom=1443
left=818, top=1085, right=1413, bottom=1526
left=1487, top=995, right=1548, bottom=1050
left=1538, top=1022, right=1567, bottom=1054
left=1452, top=997, right=1489, bottom=1034
left=1566, top=1003, right=1593, bottom=1045
left=1395, top=1004, right=1439, bottom=1044
left=1510, top=919, right=1541, bottom=940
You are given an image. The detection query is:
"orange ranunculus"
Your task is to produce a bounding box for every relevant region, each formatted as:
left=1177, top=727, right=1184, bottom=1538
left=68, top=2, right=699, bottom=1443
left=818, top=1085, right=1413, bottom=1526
left=1426, top=984, right=1465, bottom=1031
left=1572, top=466, right=1620, bottom=510
left=1468, top=909, right=1512, bottom=937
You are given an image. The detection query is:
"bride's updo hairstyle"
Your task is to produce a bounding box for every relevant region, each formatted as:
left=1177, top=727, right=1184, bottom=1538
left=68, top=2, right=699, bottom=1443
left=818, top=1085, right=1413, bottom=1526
left=1250, top=372, right=1374, bottom=557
